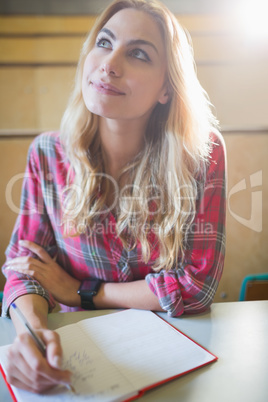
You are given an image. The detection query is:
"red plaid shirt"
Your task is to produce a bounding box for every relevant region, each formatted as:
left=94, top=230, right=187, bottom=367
left=2, top=131, right=226, bottom=317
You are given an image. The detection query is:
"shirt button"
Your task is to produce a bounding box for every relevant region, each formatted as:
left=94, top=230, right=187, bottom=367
left=118, top=261, right=126, bottom=269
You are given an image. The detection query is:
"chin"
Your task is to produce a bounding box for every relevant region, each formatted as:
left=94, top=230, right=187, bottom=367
left=85, top=104, right=120, bottom=120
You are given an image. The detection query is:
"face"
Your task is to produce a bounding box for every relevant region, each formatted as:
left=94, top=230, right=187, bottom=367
left=82, top=8, right=169, bottom=125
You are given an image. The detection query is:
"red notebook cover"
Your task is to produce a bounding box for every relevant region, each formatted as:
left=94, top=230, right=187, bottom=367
left=0, top=363, right=17, bottom=402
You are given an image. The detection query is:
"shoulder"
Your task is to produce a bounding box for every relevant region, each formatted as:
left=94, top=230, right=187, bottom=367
left=29, top=131, right=62, bottom=153
left=27, top=131, right=69, bottom=172
left=207, top=130, right=226, bottom=170
left=209, top=130, right=226, bottom=154
left=202, top=130, right=227, bottom=186
left=28, top=131, right=67, bottom=162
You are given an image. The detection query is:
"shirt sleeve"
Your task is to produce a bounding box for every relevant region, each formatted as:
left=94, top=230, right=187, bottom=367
left=1, top=138, right=57, bottom=317
left=145, top=132, right=227, bottom=317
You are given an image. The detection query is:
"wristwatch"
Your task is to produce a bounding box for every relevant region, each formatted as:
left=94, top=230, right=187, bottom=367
left=77, top=278, right=102, bottom=310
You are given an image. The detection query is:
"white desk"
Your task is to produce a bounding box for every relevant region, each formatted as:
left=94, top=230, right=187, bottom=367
left=0, top=301, right=267, bottom=402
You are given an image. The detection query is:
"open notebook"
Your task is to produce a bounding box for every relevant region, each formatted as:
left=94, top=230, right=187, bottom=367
left=0, top=309, right=217, bottom=402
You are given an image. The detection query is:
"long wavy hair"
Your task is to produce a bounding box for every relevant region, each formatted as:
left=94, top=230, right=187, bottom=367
left=60, top=0, right=218, bottom=272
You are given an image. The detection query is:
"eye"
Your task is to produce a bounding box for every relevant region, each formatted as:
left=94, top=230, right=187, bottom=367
left=129, top=48, right=151, bottom=62
left=96, top=37, right=112, bottom=49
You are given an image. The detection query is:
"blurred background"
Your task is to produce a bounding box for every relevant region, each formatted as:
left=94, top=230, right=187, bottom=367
left=0, top=0, right=267, bottom=303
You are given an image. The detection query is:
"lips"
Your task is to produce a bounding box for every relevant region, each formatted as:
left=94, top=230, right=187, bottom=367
left=90, top=80, right=126, bottom=96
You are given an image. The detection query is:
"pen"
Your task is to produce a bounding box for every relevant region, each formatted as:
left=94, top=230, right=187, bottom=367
left=10, top=302, right=75, bottom=393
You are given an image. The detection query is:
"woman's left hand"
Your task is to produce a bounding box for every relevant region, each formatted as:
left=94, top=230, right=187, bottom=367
left=6, top=240, right=81, bottom=307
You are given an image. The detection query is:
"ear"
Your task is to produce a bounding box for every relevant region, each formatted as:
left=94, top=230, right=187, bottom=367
left=158, top=85, right=170, bottom=105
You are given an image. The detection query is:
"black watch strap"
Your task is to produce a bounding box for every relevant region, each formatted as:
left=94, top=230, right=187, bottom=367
left=77, top=278, right=102, bottom=310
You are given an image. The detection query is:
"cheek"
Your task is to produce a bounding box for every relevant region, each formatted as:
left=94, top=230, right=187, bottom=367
left=82, top=55, right=92, bottom=81
left=129, top=74, right=165, bottom=105
left=81, top=55, right=95, bottom=104
left=81, top=73, right=88, bottom=105
left=82, top=51, right=99, bottom=81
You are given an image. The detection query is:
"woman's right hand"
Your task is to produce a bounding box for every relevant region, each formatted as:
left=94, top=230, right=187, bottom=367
left=5, top=328, right=72, bottom=394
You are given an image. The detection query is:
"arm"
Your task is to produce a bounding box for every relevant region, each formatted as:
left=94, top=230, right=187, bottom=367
left=2, top=136, right=57, bottom=317
left=1, top=136, right=71, bottom=392
left=145, top=132, right=227, bottom=316
left=94, top=280, right=164, bottom=311
left=7, top=243, right=163, bottom=312
left=10, top=293, right=49, bottom=333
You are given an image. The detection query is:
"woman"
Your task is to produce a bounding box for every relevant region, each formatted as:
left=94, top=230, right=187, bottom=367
left=2, top=0, right=226, bottom=393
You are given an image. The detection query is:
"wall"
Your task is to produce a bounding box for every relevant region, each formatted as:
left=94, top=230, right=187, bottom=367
left=0, top=12, right=267, bottom=301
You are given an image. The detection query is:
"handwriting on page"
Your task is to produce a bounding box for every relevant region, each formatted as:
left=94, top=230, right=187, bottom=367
left=55, top=324, right=136, bottom=402
left=53, top=348, right=125, bottom=402
left=63, top=349, right=95, bottom=383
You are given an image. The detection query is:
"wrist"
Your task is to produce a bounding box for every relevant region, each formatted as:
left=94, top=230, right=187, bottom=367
left=66, top=278, right=82, bottom=307
left=55, top=276, right=82, bottom=307
left=26, top=314, right=48, bottom=331
left=10, top=294, right=49, bottom=333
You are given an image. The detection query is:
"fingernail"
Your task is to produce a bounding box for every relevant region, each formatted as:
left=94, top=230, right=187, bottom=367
left=53, top=355, right=62, bottom=369
left=60, top=376, right=72, bottom=387
left=67, top=384, right=76, bottom=393
left=60, top=382, right=75, bottom=393
left=60, top=380, right=70, bottom=385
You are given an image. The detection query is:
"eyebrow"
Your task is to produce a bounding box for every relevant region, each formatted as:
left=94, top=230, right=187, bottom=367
left=98, top=27, right=159, bottom=55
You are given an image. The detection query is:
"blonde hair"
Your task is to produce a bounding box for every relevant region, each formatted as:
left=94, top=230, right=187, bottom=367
left=60, top=0, right=218, bottom=272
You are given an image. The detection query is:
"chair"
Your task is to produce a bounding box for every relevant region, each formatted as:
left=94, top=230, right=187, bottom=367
left=0, top=291, right=3, bottom=315
left=239, top=273, right=268, bottom=301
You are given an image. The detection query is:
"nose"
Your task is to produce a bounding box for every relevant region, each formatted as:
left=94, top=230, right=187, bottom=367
left=100, top=52, right=123, bottom=77
left=101, top=63, right=116, bottom=76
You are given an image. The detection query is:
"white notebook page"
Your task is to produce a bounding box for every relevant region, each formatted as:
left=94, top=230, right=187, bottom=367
left=78, top=309, right=215, bottom=390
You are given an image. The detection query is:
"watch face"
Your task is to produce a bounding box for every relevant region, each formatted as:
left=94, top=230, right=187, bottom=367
left=78, top=278, right=102, bottom=295
left=79, top=290, right=97, bottom=296
left=78, top=278, right=102, bottom=310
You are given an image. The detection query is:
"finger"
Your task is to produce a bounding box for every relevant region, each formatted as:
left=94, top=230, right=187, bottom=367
left=42, top=330, right=63, bottom=369
left=6, top=372, right=55, bottom=394
left=6, top=355, right=54, bottom=393
left=5, top=261, right=43, bottom=279
left=6, top=355, right=60, bottom=394
left=40, top=330, right=72, bottom=383
left=19, top=240, right=52, bottom=264
left=6, top=336, right=56, bottom=393
left=13, top=331, right=71, bottom=387
left=8, top=267, right=36, bottom=277
left=6, top=377, right=52, bottom=394
left=6, top=342, right=41, bottom=389
left=5, top=256, right=44, bottom=268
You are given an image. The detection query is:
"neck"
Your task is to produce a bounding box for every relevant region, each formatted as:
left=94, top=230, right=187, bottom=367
left=99, top=118, right=146, bottom=180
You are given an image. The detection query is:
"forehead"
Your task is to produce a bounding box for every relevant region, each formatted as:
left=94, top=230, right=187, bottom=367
left=102, top=8, right=164, bottom=50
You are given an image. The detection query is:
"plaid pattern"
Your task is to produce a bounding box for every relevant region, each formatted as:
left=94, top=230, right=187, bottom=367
left=2, top=131, right=226, bottom=317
